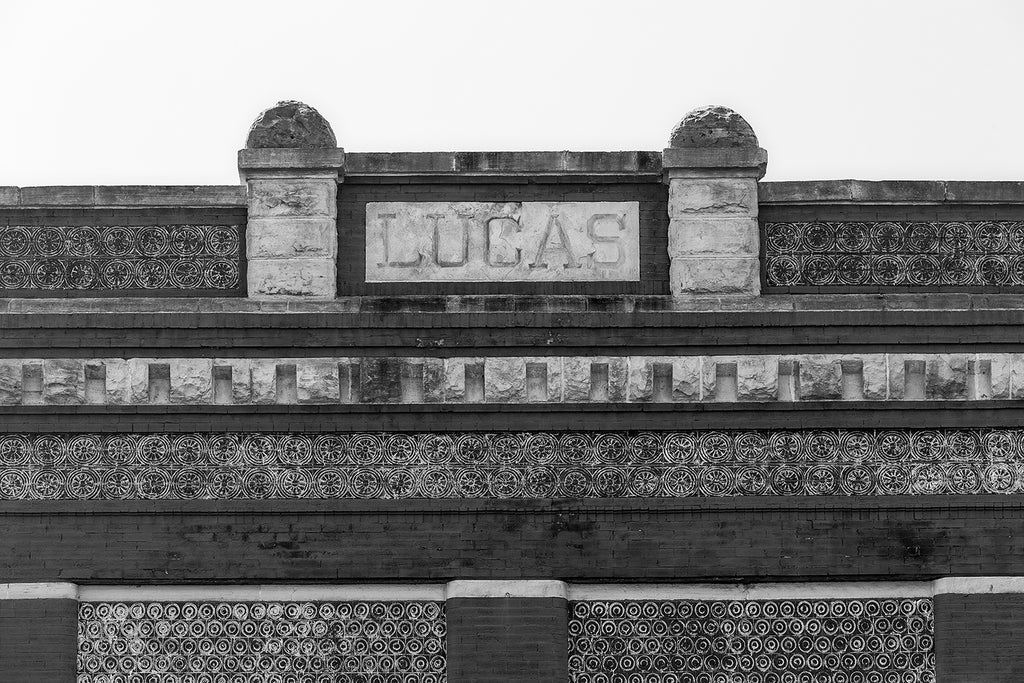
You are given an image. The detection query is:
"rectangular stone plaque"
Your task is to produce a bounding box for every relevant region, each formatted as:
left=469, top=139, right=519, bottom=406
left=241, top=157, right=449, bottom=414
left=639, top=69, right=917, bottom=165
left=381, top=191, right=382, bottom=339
left=365, top=201, right=640, bottom=282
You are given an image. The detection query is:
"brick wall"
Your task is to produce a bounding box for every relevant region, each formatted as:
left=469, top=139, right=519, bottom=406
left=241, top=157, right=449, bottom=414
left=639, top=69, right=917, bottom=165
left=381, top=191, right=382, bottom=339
left=4, top=498, right=1024, bottom=583
left=934, top=593, right=1024, bottom=681
left=447, top=597, right=567, bottom=683
left=0, top=599, right=78, bottom=682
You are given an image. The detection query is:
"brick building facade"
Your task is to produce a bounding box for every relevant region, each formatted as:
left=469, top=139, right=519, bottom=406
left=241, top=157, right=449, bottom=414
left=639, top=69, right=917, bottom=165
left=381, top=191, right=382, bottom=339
left=1, top=101, right=1021, bottom=681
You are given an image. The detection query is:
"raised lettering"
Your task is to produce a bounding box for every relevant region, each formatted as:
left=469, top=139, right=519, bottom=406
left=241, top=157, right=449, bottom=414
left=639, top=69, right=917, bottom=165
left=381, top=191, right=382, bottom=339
left=530, top=214, right=581, bottom=269
left=587, top=213, right=627, bottom=267
left=487, top=216, right=522, bottom=266
left=377, top=213, right=422, bottom=267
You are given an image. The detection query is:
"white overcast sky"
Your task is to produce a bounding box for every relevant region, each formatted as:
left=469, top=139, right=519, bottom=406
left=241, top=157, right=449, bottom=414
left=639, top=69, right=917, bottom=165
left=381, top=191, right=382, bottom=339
left=2, top=0, right=1023, bottom=185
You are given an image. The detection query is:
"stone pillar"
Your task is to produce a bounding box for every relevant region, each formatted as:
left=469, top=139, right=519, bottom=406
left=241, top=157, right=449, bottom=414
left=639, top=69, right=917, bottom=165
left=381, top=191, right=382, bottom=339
left=238, top=101, right=344, bottom=299
left=663, top=105, right=767, bottom=296
left=0, top=583, right=79, bottom=682
left=445, top=580, right=568, bottom=683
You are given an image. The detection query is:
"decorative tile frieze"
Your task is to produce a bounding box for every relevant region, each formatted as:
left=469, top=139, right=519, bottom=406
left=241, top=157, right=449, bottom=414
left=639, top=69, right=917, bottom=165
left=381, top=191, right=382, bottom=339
left=0, top=224, right=242, bottom=291
left=77, top=600, right=446, bottom=682
left=568, top=598, right=935, bottom=682
left=764, top=221, right=1024, bottom=288
left=3, top=429, right=1024, bottom=500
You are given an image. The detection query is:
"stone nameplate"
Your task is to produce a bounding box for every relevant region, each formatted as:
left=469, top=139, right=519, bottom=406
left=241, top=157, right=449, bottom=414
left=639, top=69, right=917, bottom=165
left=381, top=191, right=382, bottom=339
left=365, top=201, right=640, bottom=282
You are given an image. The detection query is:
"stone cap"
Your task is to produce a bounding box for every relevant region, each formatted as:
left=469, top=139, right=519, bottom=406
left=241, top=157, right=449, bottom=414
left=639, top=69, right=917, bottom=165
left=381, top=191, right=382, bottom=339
left=246, top=100, right=337, bottom=149
left=663, top=105, right=767, bottom=178
left=237, top=148, right=346, bottom=182
left=670, top=106, right=759, bottom=149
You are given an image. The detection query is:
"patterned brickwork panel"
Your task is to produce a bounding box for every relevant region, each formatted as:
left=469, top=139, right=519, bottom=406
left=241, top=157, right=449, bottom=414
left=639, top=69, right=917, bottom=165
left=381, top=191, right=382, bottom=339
left=77, top=601, right=446, bottom=682
left=2, top=429, right=1024, bottom=500
left=763, top=221, right=1024, bottom=288
left=569, top=599, right=935, bottom=682
left=0, top=224, right=242, bottom=293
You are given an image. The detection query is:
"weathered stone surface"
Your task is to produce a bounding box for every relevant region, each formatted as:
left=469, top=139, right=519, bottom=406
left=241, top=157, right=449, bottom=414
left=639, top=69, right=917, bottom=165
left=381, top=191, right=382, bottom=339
left=485, top=358, right=526, bottom=403
left=212, top=358, right=252, bottom=404
left=365, top=201, right=639, bottom=282
left=247, top=218, right=337, bottom=258
left=169, top=359, right=212, bottom=404
left=926, top=355, right=968, bottom=400
left=702, top=356, right=778, bottom=402
left=44, top=359, right=83, bottom=404
left=360, top=359, right=402, bottom=403
left=248, top=180, right=336, bottom=218
left=246, top=101, right=337, bottom=149
left=627, top=357, right=701, bottom=402
left=296, top=360, right=339, bottom=403
left=250, top=361, right=278, bottom=404
left=799, top=356, right=842, bottom=401
left=668, top=179, right=757, bottom=216
left=669, top=106, right=759, bottom=148
left=668, top=218, right=758, bottom=256
left=102, top=359, right=130, bottom=405
left=0, top=361, right=21, bottom=405
left=861, top=355, right=888, bottom=400
left=248, top=258, right=336, bottom=298
left=671, top=257, right=760, bottom=295
left=423, top=358, right=444, bottom=403
left=984, top=354, right=1011, bottom=399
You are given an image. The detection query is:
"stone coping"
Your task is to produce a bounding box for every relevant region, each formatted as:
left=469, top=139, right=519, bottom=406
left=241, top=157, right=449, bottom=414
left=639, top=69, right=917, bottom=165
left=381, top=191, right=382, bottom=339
left=0, top=293, right=1022, bottom=315
left=6, top=579, right=1024, bottom=601
left=4, top=178, right=1024, bottom=206
left=759, top=179, right=1024, bottom=204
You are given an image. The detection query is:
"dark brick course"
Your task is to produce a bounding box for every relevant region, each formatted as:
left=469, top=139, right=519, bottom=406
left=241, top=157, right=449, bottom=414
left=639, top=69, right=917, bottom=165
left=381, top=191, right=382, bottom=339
left=0, top=598, right=77, bottom=682
left=934, top=593, right=1024, bottom=682
left=446, top=597, right=568, bottom=683
left=2, top=497, right=1023, bottom=583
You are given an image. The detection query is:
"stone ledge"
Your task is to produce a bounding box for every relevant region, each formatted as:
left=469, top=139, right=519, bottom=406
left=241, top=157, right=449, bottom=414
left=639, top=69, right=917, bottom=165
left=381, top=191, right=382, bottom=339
left=345, top=151, right=662, bottom=176
left=760, top=179, right=1024, bottom=204
left=446, top=580, right=567, bottom=599
left=0, top=185, right=246, bottom=207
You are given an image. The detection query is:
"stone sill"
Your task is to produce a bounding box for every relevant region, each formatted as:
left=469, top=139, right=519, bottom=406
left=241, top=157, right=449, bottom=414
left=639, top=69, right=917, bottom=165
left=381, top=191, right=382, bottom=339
left=1, top=293, right=1024, bottom=316
left=0, top=185, right=245, bottom=207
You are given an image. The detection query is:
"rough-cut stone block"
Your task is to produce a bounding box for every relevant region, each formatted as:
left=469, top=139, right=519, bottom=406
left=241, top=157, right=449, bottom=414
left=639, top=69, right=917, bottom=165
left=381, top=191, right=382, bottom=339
left=799, top=355, right=842, bottom=401
left=211, top=358, right=252, bottom=404
left=250, top=360, right=278, bottom=404
left=44, top=359, right=83, bottom=404
left=103, top=359, right=130, bottom=405
left=927, top=355, right=968, bottom=400
left=246, top=100, right=337, bottom=149
left=247, top=258, right=336, bottom=298
left=444, top=358, right=469, bottom=402
left=0, top=361, right=21, bottom=404
left=360, top=358, right=402, bottom=403
left=248, top=179, right=335, bottom=218
left=521, top=357, right=562, bottom=402
left=485, top=357, right=526, bottom=403
left=859, top=355, right=887, bottom=400
left=169, top=359, right=213, bottom=404
left=981, top=354, right=1012, bottom=399
left=671, top=257, right=760, bottom=295
left=365, top=201, right=640, bottom=282
left=668, top=218, right=758, bottom=256
left=669, top=105, right=759, bottom=149
left=297, top=360, right=339, bottom=403
left=423, top=358, right=444, bottom=403
left=668, top=179, right=757, bottom=217
left=247, top=218, right=337, bottom=258
left=702, top=356, right=778, bottom=402
left=563, top=357, right=592, bottom=402
left=627, top=357, right=700, bottom=402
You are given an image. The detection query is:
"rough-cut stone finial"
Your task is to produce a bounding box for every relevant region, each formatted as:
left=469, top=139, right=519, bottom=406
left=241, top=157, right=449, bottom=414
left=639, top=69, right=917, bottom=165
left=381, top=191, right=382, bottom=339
left=669, top=105, right=758, bottom=148
left=246, top=101, right=337, bottom=149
